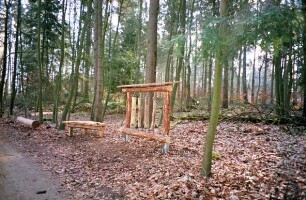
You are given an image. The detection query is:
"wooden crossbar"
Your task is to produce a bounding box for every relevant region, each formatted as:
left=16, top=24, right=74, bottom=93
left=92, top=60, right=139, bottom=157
left=120, top=128, right=170, bottom=143
left=63, top=121, right=106, bottom=137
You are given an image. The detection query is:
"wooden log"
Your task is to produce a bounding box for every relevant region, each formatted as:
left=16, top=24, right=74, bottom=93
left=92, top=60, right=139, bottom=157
left=125, top=92, right=132, bottom=128
left=144, top=94, right=150, bottom=128
left=130, top=96, right=137, bottom=128
left=16, top=117, right=40, bottom=129
left=151, top=95, right=157, bottom=130
left=137, top=97, right=142, bottom=128
left=163, top=92, right=171, bottom=135
left=120, top=128, right=170, bottom=143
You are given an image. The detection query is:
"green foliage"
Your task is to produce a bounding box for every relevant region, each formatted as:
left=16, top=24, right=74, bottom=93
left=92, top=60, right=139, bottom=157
left=212, top=151, right=221, bottom=160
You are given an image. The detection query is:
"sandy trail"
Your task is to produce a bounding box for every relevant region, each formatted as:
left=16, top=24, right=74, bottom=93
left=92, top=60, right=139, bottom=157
left=0, top=140, right=70, bottom=200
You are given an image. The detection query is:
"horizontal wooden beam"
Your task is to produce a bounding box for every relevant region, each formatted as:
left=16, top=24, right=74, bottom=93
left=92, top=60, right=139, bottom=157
left=118, top=81, right=180, bottom=93
left=120, top=128, right=170, bottom=143
left=63, top=121, right=105, bottom=127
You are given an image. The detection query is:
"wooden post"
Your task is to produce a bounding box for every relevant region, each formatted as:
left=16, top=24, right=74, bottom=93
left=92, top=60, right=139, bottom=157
left=130, top=96, right=137, bottom=128
left=16, top=117, right=40, bottom=129
left=137, top=96, right=142, bottom=128
left=98, top=126, right=105, bottom=137
left=144, top=94, right=150, bottom=129
left=84, top=128, right=89, bottom=135
left=163, top=92, right=171, bottom=135
left=68, top=127, right=73, bottom=136
left=125, top=92, right=132, bottom=128
left=151, top=95, right=157, bottom=130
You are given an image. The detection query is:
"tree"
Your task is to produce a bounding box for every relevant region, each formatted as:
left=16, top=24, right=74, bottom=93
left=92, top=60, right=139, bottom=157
left=145, top=0, right=159, bottom=124
left=37, top=0, right=43, bottom=123
left=302, top=0, right=306, bottom=117
left=52, top=0, right=67, bottom=126
left=59, top=2, right=89, bottom=129
left=171, top=0, right=186, bottom=113
left=0, top=0, right=11, bottom=117
left=202, top=0, right=228, bottom=177
left=92, top=0, right=105, bottom=122
left=9, top=0, right=21, bottom=116
left=242, top=45, right=248, bottom=103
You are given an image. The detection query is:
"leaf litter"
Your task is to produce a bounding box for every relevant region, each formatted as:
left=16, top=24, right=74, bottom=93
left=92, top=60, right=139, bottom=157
left=1, top=114, right=305, bottom=199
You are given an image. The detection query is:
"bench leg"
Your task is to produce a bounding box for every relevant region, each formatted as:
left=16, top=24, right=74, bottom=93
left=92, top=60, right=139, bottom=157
left=84, top=128, right=88, bottom=135
left=98, top=127, right=105, bottom=137
left=123, top=134, right=130, bottom=141
left=162, top=143, right=169, bottom=153
left=68, top=127, right=73, bottom=136
left=162, top=136, right=170, bottom=153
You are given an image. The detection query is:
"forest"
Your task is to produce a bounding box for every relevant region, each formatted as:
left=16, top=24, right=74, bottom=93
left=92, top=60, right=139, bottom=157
left=0, top=0, right=305, bottom=199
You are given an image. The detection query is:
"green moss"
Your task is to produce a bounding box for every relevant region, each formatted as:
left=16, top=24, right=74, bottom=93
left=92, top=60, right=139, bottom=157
left=212, top=151, right=221, bottom=160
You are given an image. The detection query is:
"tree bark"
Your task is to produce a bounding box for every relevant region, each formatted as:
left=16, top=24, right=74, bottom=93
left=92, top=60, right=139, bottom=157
left=53, top=0, right=67, bottom=126
left=92, top=0, right=105, bottom=122
left=9, top=0, right=21, bottom=116
left=37, top=0, right=43, bottom=124
left=251, top=46, right=256, bottom=103
left=171, top=0, right=186, bottom=113
left=202, top=0, right=228, bottom=177
left=262, top=52, right=268, bottom=104
left=236, top=50, right=242, bottom=102
left=145, top=0, right=159, bottom=123
left=242, top=45, right=248, bottom=103
left=59, top=5, right=88, bottom=129
left=302, top=0, right=306, bottom=116
left=0, top=0, right=11, bottom=117
left=222, top=60, right=229, bottom=108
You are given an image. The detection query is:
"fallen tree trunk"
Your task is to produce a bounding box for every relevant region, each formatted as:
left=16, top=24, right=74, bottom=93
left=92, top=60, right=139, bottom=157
left=16, top=117, right=40, bottom=129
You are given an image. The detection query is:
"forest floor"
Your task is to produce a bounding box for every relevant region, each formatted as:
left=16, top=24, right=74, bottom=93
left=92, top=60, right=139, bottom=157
left=0, top=113, right=305, bottom=199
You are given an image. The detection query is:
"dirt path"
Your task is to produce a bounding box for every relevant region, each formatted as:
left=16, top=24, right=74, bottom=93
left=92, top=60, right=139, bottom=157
left=0, top=140, right=71, bottom=200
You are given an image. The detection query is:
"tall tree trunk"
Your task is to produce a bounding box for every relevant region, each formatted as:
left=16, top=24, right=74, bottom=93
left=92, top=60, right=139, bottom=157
left=222, top=60, right=229, bottom=108
left=262, top=52, right=268, bottom=104
left=256, top=64, right=262, bottom=103
left=92, top=0, right=105, bottom=122
left=53, top=0, right=67, bottom=126
left=171, top=0, right=186, bottom=113
left=202, top=0, right=228, bottom=177
left=242, top=45, right=248, bottom=103
left=251, top=46, right=256, bottom=103
left=9, top=0, right=21, bottom=116
left=0, top=0, right=11, bottom=117
left=274, top=49, right=284, bottom=116
left=83, top=24, right=92, bottom=102
left=207, top=55, right=213, bottom=108
left=230, top=60, right=234, bottom=104
left=236, top=50, right=242, bottom=102
left=136, top=0, right=143, bottom=80
left=37, top=0, right=43, bottom=123
left=185, top=0, right=195, bottom=108
left=270, top=63, right=275, bottom=104
left=145, top=0, right=159, bottom=123
left=59, top=5, right=88, bottom=129
left=203, top=62, right=207, bottom=98
left=302, top=0, right=306, bottom=116
left=193, top=19, right=198, bottom=98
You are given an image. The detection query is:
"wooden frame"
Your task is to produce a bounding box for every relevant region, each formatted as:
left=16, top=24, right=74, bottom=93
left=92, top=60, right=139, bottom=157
left=118, top=82, right=178, bottom=152
left=63, top=121, right=106, bottom=137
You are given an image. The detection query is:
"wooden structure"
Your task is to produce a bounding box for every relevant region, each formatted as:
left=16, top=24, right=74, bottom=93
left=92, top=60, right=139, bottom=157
left=118, top=82, right=177, bottom=152
left=16, top=117, right=40, bottom=129
left=63, top=121, right=106, bottom=137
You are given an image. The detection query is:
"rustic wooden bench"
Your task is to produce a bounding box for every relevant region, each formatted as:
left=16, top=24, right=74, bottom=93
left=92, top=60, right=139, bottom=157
left=63, top=121, right=106, bottom=137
